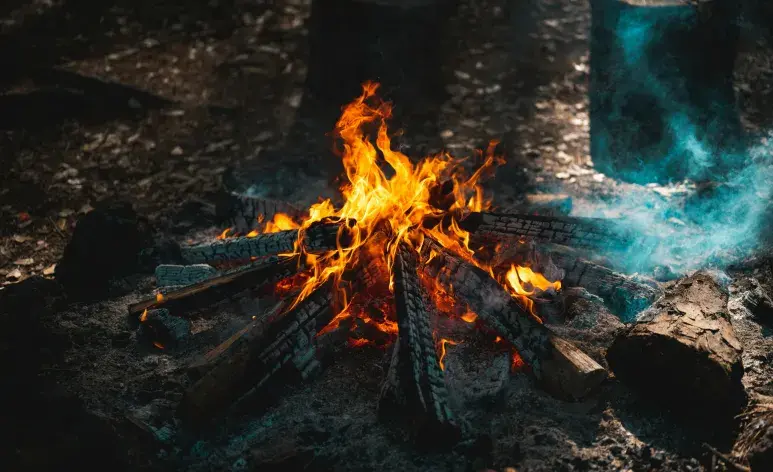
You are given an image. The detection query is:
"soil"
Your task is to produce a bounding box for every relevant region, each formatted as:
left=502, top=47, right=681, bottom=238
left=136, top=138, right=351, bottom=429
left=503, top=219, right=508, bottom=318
left=2, top=0, right=773, bottom=471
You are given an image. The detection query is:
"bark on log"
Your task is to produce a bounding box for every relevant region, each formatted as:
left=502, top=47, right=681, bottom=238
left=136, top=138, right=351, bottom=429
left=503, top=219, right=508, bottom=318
left=178, top=282, right=336, bottom=426
left=590, top=0, right=741, bottom=183
left=542, top=244, right=662, bottom=320
left=606, top=271, right=746, bottom=421
left=216, top=192, right=304, bottom=234
left=378, top=243, right=459, bottom=446
left=459, top=211, right=636, bottom=251
left=420, top=240, right=607, bottom=400
left=154, top=264, right=218, bottom=287
left=179, top=220, right=350, bottom=264
left=128, top=255, right=301, bottom=319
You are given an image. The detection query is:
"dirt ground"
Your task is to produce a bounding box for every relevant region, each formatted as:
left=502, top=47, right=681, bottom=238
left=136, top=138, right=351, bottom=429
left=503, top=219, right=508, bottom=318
left=2, top=0, right=773, bottom=471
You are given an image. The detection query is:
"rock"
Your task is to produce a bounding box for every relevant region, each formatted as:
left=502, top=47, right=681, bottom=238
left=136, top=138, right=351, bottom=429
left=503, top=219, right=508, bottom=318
left=139, top=308, right=191, bottom=349
left=55, top=200, right=154, bottom=301
left=606, top=271, right=746, bottom=423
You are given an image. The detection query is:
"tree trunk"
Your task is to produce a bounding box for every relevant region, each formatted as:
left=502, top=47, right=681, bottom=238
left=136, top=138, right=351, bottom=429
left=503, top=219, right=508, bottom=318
left=590, top=0, right=741, bottom=183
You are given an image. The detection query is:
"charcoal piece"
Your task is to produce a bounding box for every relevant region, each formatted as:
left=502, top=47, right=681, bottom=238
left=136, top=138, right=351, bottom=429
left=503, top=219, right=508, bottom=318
left=154, top=264, right=218, bottom=287
left=55, top=200, right=154, bottom=301
left=179, top=219, right=351, bottom=264
left=139, top=308, right=191, bottom=349
left=458, top=211, right=637, bottom=251
left=607, top=271, right=746, bottom=423
left=128, top=255, right=300, bottom=319
left=420, top=239, right=607, bottom=400
left=178, top=282, right=336, bottom=426
left=379, top=243, right=459, bottom=447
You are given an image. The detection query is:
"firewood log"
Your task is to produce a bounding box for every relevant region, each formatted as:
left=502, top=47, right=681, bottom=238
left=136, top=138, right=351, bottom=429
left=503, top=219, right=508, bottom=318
left=179, top=219, right=352, bottom=264
left=378, top=243, right=460, bottom=447
left=606, top=271, right=746, bottom=422
left=154, top=264, right=218, bottom=287
left=178, top=282, right=336, bottom=426
left=420, top=239, right=607, bottom=400
left=128, top=255, right=301, bottom=319
left=216, top=192, right=304, bottom=234
left=458, top=211, right=636, bottom=251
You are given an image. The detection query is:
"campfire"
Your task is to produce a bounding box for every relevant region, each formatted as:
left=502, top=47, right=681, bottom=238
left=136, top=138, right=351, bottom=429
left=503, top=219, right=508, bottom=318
left=126, top=83, right=652, bottom=445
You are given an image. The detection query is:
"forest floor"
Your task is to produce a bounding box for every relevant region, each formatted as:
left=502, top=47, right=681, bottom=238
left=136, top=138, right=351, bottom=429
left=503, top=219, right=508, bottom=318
left=2, top=0, right=773, bottom=471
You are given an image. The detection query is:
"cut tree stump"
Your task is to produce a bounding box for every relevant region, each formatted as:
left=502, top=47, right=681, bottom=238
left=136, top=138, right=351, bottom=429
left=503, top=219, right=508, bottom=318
left=589, top=0, right=741, bottom=183
left=421, top=239, right=607, bottom=400
left=458, top=212, right=636, bottom=251
left=154, top=264, right=218, bottom=287
left=179, top=219, right=351, bottom=264
left=379, top=243, right=459, bottom=447
left=128, top=255, right=301, bottom=319
left=606, top=271, right=746, bottom=421
left=178, top=282, right=336, bottom=426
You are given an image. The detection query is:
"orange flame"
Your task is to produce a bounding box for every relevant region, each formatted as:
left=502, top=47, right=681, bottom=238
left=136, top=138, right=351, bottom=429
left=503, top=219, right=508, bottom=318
left=437, top=338, right=459, bottom=371
left=156, top=292, right=164, bottom=303
left=504, top=264, right=561, bottom=317
left=215, top=83, right=559, bottom=347
left=140, top=309, right=148, bottom=322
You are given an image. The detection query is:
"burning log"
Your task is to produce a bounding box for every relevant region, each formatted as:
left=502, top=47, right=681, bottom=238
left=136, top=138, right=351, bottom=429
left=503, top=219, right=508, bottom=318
left=128, top=255, right=301, bottom=319
left=459, top=212, right=636, bottom=251
left=379, top=243, right=460, bottom=446
left=178, top=282, right=336, bottom=426
left=154, top=264, right=218, bottom=287
left=179, top=219, right=351, bottom=264
left=216, top=192, right=303, bottom=234
left=606, top=271, right=746, bottom=423
left=543, top=244, right=662, bottom=320
left=421, top=240, right=607, bottom=400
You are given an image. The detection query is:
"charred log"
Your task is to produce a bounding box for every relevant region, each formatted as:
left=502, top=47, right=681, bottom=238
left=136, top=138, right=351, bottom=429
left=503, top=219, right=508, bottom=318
left=154, top=264, right=218, bottom=288
left=606, top=271, right=746, bottom=423
left=421, top=240, right=607, bottom=400
left=379, top=243, right=459, bottom=447
left=216, top=192, right=304, bottom=234
left=543, top=244, right=662, bottom=320
left=128, top=255, right=301, bottom=320
left=458, top=212, right=636, bottom=251
left=178, top=282, right=336, bottom=426
left=180, top=219, right=352, bottom=264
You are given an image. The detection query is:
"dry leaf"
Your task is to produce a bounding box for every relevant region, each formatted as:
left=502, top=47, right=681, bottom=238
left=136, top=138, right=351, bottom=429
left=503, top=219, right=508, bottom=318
left=14, top=258, right=34, bottom=266
left=6, top=268, right=22, bottom=279
left=59, top=209, right=75, bottom=217
left=43, top=264, right=56, bottom=276
left=56, top=218, right=68, bottom=231
left=11, top=234, right=32, bottom=243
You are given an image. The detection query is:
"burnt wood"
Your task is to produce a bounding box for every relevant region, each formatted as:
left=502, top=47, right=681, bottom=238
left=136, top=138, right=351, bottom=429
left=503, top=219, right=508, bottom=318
left=154, top=264, right=218, bottom=287
left=178, top=282, right=336, bottom=426
left=420, top=239, right=607, bottom=400
left=459, top=212, right=636, bottom=251
left=128, top=255, right=301, bottom=319
left=543, top=244, right=662, bottom=320
left=180, top=220, right=352, bottom=264
left=379, top=243, right=459, bottom=447
left=216, top=192, right=304, bottom=235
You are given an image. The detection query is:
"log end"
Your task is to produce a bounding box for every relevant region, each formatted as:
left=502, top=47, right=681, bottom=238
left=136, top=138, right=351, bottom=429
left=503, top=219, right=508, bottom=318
left=540, top=335, right=608, bottom=400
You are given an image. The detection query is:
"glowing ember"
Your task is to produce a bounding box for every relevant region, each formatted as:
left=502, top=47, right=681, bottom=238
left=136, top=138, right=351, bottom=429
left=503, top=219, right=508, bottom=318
left=437, top=338, right=459, bottom=371
left=153, top=341, right=164, bottom=350
left=140, top=308, right=148, bottom=322
left=156, top=292, right=164, bottom=303
left=511, top=350, right=525, bottom=372
left=460, top=312, right=477, bottom=323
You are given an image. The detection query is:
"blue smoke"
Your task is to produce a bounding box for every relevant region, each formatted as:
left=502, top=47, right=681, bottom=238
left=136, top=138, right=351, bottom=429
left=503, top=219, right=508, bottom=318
left=579, top=4, right=772, bottom=275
